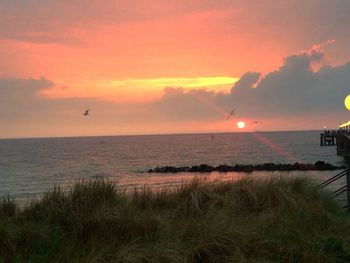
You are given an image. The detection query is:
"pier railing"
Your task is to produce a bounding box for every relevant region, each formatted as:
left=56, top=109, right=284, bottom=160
left=315, top=168, right=350, bottom=210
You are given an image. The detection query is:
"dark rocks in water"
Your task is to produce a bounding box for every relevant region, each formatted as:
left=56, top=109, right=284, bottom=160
left=147, top=161, right=346, bottom=173
left=313, top=160, right=339, bottom=170
left=148, top=166, right=190, bottom=173
left=216, top=165, right=231, bottom=172
left=189, top=164, right=215, bottom=173
left=177, top=166, right=190, bottom=172
left=314, top=160, right=325, bottom=167
left=150, top=166, right=179, bottom=173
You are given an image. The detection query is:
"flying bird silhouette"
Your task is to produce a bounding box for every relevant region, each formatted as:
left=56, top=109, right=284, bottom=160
left=226, top=109, right=235, bottom=120
left=83, top=109, right=90, bottom=116
left=251, top=121, right=263, bottom=124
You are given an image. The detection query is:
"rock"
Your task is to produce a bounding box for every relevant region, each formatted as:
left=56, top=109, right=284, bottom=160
left=147, top=161, right=345, bottom=173
left=243, top=165, right=253, bottom=173
left=216, top=165, right=233, bottom=172
left=262, top=163, right=275, bottom=171
left=314, top=160, right=325, bottom=167
left=177, top=166, right=190, bottom=172
left=189, top=164, right=214, bottom=173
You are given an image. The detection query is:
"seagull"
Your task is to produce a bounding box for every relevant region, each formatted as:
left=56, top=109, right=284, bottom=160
left=252, top=121, right=263, bottom=124
left=226, top=109, right=235, bottom=120
left=83, top=109, right=90, bottom=116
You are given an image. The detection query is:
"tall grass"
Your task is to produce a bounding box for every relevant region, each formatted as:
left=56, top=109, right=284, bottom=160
left=0, top=177, right=350, bottom=262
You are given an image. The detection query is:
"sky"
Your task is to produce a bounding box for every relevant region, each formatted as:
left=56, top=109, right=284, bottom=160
left=0, top=0, right=350, bottom=138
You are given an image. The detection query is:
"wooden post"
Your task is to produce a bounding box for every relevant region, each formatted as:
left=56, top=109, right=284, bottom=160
left=347, top=170, right=350, bottom=211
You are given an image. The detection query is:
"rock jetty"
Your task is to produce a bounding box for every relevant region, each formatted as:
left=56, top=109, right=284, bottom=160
left=147, top=161, right=346, bottom=173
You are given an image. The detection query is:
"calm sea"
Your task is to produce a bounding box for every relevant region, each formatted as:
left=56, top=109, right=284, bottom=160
left=0, top=131, right=347, bottom=203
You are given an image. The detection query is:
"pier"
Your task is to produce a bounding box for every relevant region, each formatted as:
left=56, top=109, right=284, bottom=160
left=336, top=121, right=350, bottom=159
left=320, top=130, right=337, bottom=146
left=317, top=121, right=350, bottom=210
left=320, top=122, right=350, bottom=158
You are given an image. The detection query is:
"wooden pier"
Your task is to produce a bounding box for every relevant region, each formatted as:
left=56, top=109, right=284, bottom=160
left=317, top=121, right=350, bottom=210
left=320, top=130, right=337, bottom=146
left=320, top=121, right=350, bottom=158
left=336, top=121, right=350, bottom=159
left=336, top=132, right=350, bottom=159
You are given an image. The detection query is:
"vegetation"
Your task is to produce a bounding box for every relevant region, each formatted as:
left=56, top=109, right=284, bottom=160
left=1, top=177, right=350, bottom=262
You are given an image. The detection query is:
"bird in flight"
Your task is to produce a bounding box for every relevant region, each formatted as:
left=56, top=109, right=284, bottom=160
left=83, top=109, right=90, bottom=116
left=226, top=109, right=235, bottom=120
left=252, top=121, right=263, bottom=124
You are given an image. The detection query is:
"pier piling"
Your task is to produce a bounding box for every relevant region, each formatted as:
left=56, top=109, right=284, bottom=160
left=320, top=130, right=337, bottom=146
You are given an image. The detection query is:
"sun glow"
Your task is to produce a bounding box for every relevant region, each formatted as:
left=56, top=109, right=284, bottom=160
left=237, top=121, right=246, bottom=129
left=41, top=76, right=239, bottom=102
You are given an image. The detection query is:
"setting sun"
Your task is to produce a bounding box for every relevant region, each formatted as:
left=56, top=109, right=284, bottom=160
left=237, top=121, right=246, bottom=129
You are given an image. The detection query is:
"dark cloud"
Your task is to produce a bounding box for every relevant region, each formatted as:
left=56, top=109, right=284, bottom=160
left=0, top=77, right=53, bottom=117
left=149, top=48, right=350, bottom=124
left=230, top=71, right=261, bottom=92
left=0, top=77, right=96, bottom=123
left=1, top=0, right=350, bottom=48
left=230, top=50, right=350, bottom=117
left=151, top=87, right=223, bottom=121
left=0, top=77, right=53, bottom=93
left=0, top=0, right=237, bottom=44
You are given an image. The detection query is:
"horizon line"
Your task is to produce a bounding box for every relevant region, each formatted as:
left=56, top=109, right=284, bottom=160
left=0, top=129, right=327, bottom=141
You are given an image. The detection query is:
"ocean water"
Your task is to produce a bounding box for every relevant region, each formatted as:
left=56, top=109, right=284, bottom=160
left=0, top=131, right=347, bottom=203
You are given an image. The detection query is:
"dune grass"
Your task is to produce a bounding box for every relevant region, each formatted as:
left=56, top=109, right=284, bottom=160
left=0, top=177, right=350, bottom=262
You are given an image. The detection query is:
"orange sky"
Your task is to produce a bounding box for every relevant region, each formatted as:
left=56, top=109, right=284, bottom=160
left=0, top=1, right=349, bottom=138
left=1, top=8, right=282, bottom=100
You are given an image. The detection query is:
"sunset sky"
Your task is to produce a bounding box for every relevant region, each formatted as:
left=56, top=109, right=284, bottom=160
left=1, top=0, right=350, bottom=138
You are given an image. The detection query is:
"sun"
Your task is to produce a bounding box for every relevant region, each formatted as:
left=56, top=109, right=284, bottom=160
left=237, top=121, right=246, bottom=129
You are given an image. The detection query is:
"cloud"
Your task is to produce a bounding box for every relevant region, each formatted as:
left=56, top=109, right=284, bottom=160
left=0, top=0, right=237, bottom=44
left=151, top=87, right=225, bottom=121
left=229, top=48, right=350, bottom=117
left=0, top=77, right=96, bottom=121
left=231, top=71, right=261, bottom=92
left=149, top=45, right=350, bottom=126
left=0, top=76, right=53, bottom=91
left=0, top=77, right=53, bottom=116
left=1, top=44, right=350, bottom=138
left=1, top=0, right=350, bottom=49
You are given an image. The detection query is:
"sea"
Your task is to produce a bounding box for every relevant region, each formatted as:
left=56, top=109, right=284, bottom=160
left=0, top=131, right=347, bottom=204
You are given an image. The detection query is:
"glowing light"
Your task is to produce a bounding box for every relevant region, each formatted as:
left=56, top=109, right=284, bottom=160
left=41, top=76, right=239, bottom=102
left=345, top=95, right=350, bottom=110
left=237, top=121, right=246, bottom=129
left=339, top=121, right=350, bottom=128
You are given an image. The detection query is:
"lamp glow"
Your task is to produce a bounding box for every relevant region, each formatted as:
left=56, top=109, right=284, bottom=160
left=345, top=95, right=350, bottom=111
